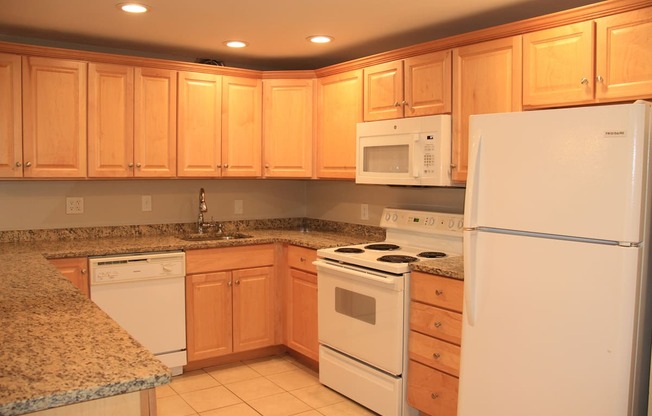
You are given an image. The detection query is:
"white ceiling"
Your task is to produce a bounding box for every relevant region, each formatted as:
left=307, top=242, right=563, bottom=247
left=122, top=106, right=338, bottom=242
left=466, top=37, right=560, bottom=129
left=0, top=0, right=603, bottom=70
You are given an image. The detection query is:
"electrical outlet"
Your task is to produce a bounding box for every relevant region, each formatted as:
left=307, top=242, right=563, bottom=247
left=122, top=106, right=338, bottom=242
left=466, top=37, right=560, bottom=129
left=142, top=195, right=152, bottom=212
left=361, top=204, right=369, bottom=220
left=234, top=200, right=244, bottom=215
left=66, top=197, right=84, bottom=215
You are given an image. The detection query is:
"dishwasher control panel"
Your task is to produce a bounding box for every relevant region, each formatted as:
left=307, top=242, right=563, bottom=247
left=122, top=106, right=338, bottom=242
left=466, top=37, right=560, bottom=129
left=89, top=251, right=186, bottom=284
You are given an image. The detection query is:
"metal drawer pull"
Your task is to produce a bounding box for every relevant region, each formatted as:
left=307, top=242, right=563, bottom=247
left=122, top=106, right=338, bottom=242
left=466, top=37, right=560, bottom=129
left=431, top=393, right=439, bottom=400
left=300, top=257, right=306, bottom=262
left=434, top=321, right=442, bottom=328
left=580, top=77, right=589, bottom=85
left=435, top=289, right=444, bottom=296
left=433, top=352, right=441, bottom=359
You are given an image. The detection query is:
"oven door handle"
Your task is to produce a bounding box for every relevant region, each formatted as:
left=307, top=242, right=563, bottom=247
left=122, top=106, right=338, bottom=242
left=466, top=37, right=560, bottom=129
left=314, top=260, right=403, bottom=291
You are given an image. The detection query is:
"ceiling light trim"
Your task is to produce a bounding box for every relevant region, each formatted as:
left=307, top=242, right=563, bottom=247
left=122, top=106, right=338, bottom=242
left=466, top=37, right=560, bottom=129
left=308, top=35, right=334, bottom=44
left=117, top=3, right=150, bottom=14
left=224, top=40, right=249, bottom=48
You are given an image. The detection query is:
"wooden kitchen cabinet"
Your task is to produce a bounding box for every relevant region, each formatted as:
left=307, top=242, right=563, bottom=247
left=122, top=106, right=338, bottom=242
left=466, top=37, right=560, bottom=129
left=22, top=56, right=87, bottom=178
left=407, top=271, right=464, bottom=416
left=0, top=53, right=21, bottom=178
left=49, top=257, right=89, bottom=297
left=523, top=7, right=652, bottom=108
left=185, top=245, right=276, bottom=362
left=363, top=51, right=451, bottom=121
left=262, top=78, right=314, bottom=178
left=316, top=69, right=363, bottom=179
left=177, top=71, right=223, bottom=177
left=285, top=245, right=319, bottom=361
left=221, top=76, right=262, bottom=177
left=452, top=36, right=522, bottom=182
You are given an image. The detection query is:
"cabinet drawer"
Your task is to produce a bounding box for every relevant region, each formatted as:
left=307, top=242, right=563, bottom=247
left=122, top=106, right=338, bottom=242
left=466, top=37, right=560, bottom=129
left=409, top=331, right=460, bottom=377
left=410, top=301, right=462, bottom=345
left=411, top=272, right=463, bottom=312
left=287, top=245, right=317, bottom=274
left=186, top=244, right=275, bottom=274
left=407, top=360, right=458, bottom=416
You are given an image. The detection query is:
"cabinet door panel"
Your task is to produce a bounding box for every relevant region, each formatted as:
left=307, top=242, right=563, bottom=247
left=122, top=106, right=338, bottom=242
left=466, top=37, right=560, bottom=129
left=0, top=53, right=21, bottom=178
left=22, top=56, right=87, bottom=178
left=364, top=60, right=403, bottom=121
left=177, top=71, right=222, bottom=177
left=186, top=272, right=233, bottom=361
left=233, top=266, right=274, bottom=352
left=134, top=67, right=177, bottom=177
left=287, top=268, right=318, bottom=360
left=88, top=63, right=135, bottom=178
left=405, top=51, right=452, bottom=117
left=596, top=7, right=652, bottom=101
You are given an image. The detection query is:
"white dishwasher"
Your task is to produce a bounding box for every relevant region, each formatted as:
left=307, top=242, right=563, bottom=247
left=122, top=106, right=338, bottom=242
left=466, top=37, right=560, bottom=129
left=89, top=251, right=187, bottom=375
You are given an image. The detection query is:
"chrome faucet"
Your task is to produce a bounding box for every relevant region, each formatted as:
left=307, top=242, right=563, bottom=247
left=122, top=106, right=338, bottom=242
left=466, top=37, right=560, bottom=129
left=197, top=188, right=221, bottom=234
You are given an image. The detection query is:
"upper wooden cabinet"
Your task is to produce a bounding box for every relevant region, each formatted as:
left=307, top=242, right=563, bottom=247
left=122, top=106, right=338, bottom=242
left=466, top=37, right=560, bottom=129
left=177, top=71, right=223, bottom=177
left=316, top=69, right=363, bottom=179
left=222, top=76, right=262, bottom=177
left=0, top=53, right=21, bottom=178
left=523, top=7, right=652, bottom=108
left=452, top=37, right=522, bottom=182
left=262, top=78, right=314, bottom=178
left=363, top=51, right=452, bottom=121
left=22, top=56, right=87, bottom=178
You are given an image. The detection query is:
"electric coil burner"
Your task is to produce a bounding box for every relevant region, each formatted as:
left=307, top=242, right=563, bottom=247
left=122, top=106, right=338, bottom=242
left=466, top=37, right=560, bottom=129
left=418, top=251, right=447, bottom=258
left=334, top=247, right=365, bottom=254
left=365, top=243, right=400, bottom=251
left=378, top=255, right=419, bottom=263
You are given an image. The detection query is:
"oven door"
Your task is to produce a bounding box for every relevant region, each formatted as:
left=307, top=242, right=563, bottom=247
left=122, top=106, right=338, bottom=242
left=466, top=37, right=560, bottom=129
left=316, top=259, right=405, bottom=375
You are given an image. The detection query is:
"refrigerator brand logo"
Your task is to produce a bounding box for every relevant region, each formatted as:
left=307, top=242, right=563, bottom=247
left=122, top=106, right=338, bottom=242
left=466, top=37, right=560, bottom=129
left=604, top=130, right=627, bottom=137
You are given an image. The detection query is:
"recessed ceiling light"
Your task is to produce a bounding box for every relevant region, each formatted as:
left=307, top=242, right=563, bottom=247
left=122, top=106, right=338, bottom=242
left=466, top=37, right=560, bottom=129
left=224, top=40, right=248, bottom=48
left=117, top=3, right=150, bottom=13
left=308, top=35, right=333, bottom=44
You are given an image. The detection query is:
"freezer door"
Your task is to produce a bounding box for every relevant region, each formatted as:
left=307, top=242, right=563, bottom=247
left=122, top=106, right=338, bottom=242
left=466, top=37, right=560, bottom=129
left=459, top=230, right=642, bottom=416
left=464, top=102, right=651, bottom=243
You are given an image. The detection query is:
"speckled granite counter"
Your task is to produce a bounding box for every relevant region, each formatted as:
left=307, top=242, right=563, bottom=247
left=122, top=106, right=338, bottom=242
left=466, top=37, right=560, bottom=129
left=0, top=253, right=170, bottom=416
left=411, top=255, right=464, bottom=280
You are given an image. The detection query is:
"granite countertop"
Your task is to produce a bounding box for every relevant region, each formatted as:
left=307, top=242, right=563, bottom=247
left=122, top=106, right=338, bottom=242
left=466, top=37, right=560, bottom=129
left=0, top=224, right=463, bottom=415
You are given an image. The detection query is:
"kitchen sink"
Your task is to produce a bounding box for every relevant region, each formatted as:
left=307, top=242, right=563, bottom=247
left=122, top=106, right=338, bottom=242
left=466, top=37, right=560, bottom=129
left=180, top=232, right=253, bottom=241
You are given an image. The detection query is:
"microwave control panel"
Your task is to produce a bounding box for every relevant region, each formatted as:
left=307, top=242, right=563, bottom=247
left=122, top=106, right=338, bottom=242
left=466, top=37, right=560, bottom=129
left=421, top=133, right=439, bottom=176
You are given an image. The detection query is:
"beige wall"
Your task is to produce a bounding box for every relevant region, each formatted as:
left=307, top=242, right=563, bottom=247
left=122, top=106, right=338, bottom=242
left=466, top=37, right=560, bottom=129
left=0, top=179, right=465, bottom=231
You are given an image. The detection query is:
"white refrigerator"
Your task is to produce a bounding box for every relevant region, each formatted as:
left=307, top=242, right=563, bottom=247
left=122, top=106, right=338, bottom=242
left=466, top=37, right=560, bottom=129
left=460, top=101, right=652, bottom=416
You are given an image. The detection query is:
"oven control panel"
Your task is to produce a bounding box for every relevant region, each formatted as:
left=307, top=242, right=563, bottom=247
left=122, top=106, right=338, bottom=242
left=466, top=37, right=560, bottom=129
left=380, top=208, right=464, bottom=236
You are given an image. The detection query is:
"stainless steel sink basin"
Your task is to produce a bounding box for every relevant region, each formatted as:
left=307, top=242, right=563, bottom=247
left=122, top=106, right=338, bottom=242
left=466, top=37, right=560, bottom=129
left=180, top=233, right=253, bottom=241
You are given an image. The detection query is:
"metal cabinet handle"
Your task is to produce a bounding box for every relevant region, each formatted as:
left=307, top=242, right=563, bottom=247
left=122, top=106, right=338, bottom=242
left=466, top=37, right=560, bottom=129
left=136, top=163, right=142, bottom=168
left=128, top=162, right=134, bottom=168
left=394, top=101, right=401, bottom=107
left=597, top=75, right=604, bottom=83
left=224, top=164, right=229, bottom=168
left=300, top=257, right=306, bottom=263
left=435, top=289, right=444, bottom=296
left=580, top=77, right=589, bottom=85
left=235, top=280, right=240, bottom=285
left=434, top=321, right=442, bottom=328
left=265, top=164, right=270, bottom=169
left=228, top=281, right=232, bottom=287
left=216, top=164, right=222, bottom=168
left=433, top=352, right=441, bottom=359
left=25, top=161, right=32, bottom=167
left=81, top=268, right=87, bottom=275
left=15, top=161, right=22, bottom=167
left=402, top=100, right=408, bottom=107
left=431, top=393, right=439, bottom=400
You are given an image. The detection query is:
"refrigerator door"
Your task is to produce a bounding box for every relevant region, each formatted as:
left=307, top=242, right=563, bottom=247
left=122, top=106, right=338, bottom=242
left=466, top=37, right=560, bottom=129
left=460, top=230, right=641, bottom=416
left=464, top=102, right=651, bottom=243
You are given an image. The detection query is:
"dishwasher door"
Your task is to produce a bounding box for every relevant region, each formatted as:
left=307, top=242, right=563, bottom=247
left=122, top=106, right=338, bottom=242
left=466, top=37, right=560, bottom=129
left=89, top=251, right=187, bottom=374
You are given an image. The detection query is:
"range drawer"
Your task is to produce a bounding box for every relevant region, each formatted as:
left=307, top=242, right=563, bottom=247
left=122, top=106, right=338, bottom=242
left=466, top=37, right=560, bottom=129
left=411, top=272, right=463, bottom=312
left=410, top=301, right=462, bottom=345
left=287, top=245, right=317, bottom=274
left=407, top=360, right=458, bottom=416
left=409, top=330, right=461, bottom=377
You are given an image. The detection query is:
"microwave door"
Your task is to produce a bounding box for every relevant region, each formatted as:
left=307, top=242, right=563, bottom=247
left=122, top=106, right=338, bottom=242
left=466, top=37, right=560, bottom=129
left=356, top=133, right=417, bottom=185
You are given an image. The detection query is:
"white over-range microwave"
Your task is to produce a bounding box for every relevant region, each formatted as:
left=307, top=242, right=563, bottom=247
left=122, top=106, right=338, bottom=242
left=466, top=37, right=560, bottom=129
left=356, top=115, right=460, bottom=187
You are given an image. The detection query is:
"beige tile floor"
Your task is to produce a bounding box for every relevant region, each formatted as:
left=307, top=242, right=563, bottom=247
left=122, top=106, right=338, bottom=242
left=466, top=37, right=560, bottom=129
left=156, top=354, right=379, bottom=416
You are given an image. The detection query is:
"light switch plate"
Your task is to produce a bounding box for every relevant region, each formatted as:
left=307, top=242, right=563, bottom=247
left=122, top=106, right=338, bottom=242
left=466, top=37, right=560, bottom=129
left=234, top=200, right=244, bottom=215
left=142, top=195, right=152, bottom=212
left=361, top=204, right=369, bottom=220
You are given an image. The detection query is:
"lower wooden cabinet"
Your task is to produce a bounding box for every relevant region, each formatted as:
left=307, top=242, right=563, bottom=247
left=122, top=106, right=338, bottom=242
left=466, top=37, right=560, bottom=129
left=285, top=245, right=319, bottom=361
left=49, top=257, right=89, bottom=297
left=185, top=245, right=276, bottom=362
left=408, top=272, right=463, bottom=416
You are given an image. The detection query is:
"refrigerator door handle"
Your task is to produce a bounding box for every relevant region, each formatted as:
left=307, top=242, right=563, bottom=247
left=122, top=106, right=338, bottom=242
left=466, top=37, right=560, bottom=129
left=463, top=131, right=483, bottom=230
left=463, top=229, right=479, bottom=326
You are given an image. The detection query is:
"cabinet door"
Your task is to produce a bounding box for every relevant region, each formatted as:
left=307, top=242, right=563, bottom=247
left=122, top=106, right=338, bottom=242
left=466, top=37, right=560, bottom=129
left=134, top=67, right=177, bottom=177
left=222, top=76, right=262, bottom=177
left=232, top=266, right=275, bottom=352
left=22, top=56, right=87, bottom=178
left=177, top=71, right=222, bottom=177
left=186, top=272, right=233, bottom=361
left=452, top=36, right=522, bottom=182
left=287, top=268, right=318, bottom=361
left=88, top=63, right=135, bottom=178
left=263, top=78, right=314, bottom=178
left=0, top=53, right=22, bottom=178
left=596, top=6, right=652, bottom=101
left=50, top=257, right=89, bottom=297
left=404, top=51, right=452, bottom=117
left=316, top=69, right=362, bottom=178
left=363, top=60, right=404, bottom=121
left=523, top=21, right=595, bottom=107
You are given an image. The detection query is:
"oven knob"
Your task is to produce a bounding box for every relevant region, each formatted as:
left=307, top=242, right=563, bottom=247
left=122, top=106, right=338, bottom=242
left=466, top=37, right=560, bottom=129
left=448, top=219, right=455, bottom=228
left=385, top=213, right=391, bottom=221
left=392, top=213, right=398, bottom=222
left=458, top=219, right=464, bottom=229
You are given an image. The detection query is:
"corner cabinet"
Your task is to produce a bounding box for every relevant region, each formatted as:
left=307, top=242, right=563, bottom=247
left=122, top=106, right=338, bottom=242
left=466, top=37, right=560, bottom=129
left=451, top=36, right=522, bottom=182
left=285, top=245, right=319, bottom=361
left=49, top=257, right=89, bottom=297
left=363, top=51, right=452, bottom=121
left=408, top=272, right=463, bottom=416
left=185, top=245, right=276, bottom=362
left=0, top=53, right=22, bottom=178
left=316, top=69, right=363, bottom=179
left=262, top=78, right=314, bottom=178
left=22, top=56, right=87, bottom=178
